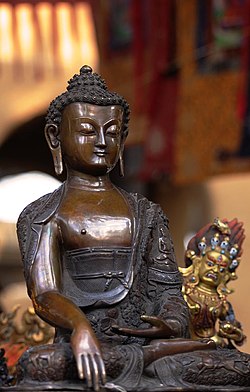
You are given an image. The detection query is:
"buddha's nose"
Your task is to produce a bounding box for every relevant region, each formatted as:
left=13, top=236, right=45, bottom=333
left=95, top=128, right=106, bottom=147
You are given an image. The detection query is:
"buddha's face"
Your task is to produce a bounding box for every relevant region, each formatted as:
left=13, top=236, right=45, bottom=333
left=60, top=102, right=123, bottom=175
left=198, top=251, right=229, bottom=289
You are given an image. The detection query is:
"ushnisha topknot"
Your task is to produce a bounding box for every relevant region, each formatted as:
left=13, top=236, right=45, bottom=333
left=46, top=65, right=130, bottom=139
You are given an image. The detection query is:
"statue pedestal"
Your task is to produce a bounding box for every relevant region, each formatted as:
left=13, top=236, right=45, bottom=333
left=3, top=382, right=250, bottom=392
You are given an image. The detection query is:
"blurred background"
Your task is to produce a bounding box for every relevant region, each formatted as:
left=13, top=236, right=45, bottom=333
left=1, top=0, right=250, bottom=353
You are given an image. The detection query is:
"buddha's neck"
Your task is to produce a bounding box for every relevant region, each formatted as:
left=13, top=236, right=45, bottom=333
left=65, top=169, right=114, bottom=191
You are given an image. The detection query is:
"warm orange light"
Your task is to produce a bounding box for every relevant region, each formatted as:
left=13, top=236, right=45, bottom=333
left=57, top=2, right=74, bottom=67
left=36, top=2, right=53, bottom=71
left=0, top=1, right=99, bottom=75
left=16, top=3, right=34, bottom=62
left=75, top=2, right=98, bottom=68
left=0, top=3, right=14, bottom=62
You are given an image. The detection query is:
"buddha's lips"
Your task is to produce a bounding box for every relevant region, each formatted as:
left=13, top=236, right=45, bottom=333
left=94, top=150, right=107, bottom=157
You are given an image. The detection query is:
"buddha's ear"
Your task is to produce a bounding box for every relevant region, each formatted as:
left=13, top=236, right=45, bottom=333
left=44, top=124, right=63, bottom=176
left=45, top=124, right=60, bottom=149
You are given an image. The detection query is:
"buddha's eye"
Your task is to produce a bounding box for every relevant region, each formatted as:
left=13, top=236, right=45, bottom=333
left=79, top=122, right=95, bottom=135
left=106, top=124, right=119, bottom=136
left=207, top=261, right=214, bottom=267
left=219, top=267, right=225, bottom=273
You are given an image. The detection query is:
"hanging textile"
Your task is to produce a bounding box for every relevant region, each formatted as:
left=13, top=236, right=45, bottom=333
left=173, top=0, right=249, bottom=185
left=132, top=0, right=179, bottom=180
left=237, top=0, right=250, bottom=156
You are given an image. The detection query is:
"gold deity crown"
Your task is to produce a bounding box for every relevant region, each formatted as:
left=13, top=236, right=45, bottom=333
left=185, top=218, right=245, bottom=274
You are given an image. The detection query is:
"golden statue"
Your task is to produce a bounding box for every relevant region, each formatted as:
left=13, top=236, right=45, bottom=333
left=180, top=218, right=246, bottom=348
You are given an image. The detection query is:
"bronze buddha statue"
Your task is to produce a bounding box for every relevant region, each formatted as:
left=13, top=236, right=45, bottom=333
left=15, top=66, right=250, bottom=391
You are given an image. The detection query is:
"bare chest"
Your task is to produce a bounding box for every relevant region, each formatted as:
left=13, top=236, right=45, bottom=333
left=57, top=189, right=134, bottom=250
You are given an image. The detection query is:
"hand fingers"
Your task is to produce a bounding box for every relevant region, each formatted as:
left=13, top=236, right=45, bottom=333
left=141, top=314, right=162, bottom=326
left=96, top=353, right=106, bottom=386
left=111, top=324, right=137, bottom=335
left=111, top=324, right=121, bottom=332
left=82, top=354, right=92, bottom=388
left=204, top=339, right=216, bottom=349
left=79, top=353, right=106, bottom=391
left=112, top=321, right=172, bottom=338
left=76, top=353, right=84, bottom=379
left=89, top=354, right=99, bottom=392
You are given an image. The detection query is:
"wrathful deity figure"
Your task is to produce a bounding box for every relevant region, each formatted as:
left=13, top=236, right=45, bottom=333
left=13, top=66, right=250, bottom=391
left=180, top=218, right=246, bottom=348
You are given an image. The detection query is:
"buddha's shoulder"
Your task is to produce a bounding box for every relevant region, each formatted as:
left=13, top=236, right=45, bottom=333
left=17, top=184, right=64, bottom=227
left=119, top=188, right=166, bottom=219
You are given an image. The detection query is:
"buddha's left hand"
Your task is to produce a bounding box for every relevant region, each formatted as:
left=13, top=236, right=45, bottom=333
left=112, top=315, right=179, bottom=338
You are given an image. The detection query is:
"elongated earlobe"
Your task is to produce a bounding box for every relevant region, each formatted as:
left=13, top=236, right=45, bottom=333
left=119, top=149, right=125, bottom=177
left=51, top=147, right=63, bottom=176
left=44, top=124, right=63, bottom=176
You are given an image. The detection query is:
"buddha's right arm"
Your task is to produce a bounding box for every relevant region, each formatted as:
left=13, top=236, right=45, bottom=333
left=28, top=219, right=91, bottom=331
left=32, top=291, right=92, bottom=331
left=28, top=219, right=106, bottom=388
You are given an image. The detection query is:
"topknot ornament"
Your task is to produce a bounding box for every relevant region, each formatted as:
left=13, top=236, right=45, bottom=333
left=66, top=65, right=108, bottom=92
left=80, top=65, right=93, bottom=74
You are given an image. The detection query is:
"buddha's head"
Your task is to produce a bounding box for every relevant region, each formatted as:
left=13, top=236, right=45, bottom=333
left=45, top=65, right=130, bottom=176
left=184, top=218, right=245, bottom=296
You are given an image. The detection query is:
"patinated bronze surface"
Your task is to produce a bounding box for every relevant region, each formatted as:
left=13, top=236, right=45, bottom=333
left=12, top=66, right=250, bottom=391
left=180, top=218, right=246, bottom=348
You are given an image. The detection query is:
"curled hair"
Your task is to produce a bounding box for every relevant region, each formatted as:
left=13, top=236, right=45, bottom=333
left=46, top=65, right=130, bottom=139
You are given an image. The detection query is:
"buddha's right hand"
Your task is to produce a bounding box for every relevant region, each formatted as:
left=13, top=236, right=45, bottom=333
left=71, top=325, right=106, bottom=391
